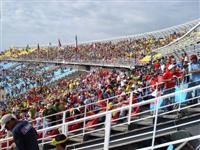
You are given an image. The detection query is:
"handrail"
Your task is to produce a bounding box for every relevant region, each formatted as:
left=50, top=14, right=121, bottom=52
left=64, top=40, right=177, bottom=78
left=49, top=95, right=200, bottom=150
left=0, top=83, right=199, bottom=138
left=36, top=84, right=200, bottom=150
left=0, top=58, right=135, bottom=69
left=154, top=21, right=200, bottom=55
left=66, top=96, right=200, bottom=150
left=21, top=74, right=193, bottom=129
left=0, top=73, right=193, bottom=130
left=0, top=84, right=199, bottom=150
left=137, top=134, right=200, bottom=150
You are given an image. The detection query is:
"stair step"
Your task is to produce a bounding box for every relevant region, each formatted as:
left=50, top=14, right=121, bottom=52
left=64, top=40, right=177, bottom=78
left=160, top=114, right=179, bottom=119
left=112, top=124, right=129, bottom=132
left=131, top=116, right=140, bottom=120
left=69, top=135, right=84, bottom=143
left=180, top=103, right=187, bottom=107
left=187, top=107, right=200, bottom=113
left=85, top=127, right=95, bottom=131
left=88, top=130, right=105, bottom=137
left=134, top=118, right=153, bottom=126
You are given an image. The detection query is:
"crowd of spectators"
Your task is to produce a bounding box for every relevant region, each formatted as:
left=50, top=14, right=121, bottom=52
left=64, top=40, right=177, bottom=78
left=0, top=27, right=199, bottom=149
left=0, top=50, right=199, bottom=150
left=0, top=51, right=199, bottom=130
left=0, top=32, right=184, bottom=65
left=0, top=63, right=72, bottom=97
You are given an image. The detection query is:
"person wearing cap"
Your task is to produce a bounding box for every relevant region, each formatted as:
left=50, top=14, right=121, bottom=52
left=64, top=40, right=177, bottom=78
left=162, top=64, right=177, bottom=89
left=51, top=134, right=68, bottom=150
left=162, top=64, right=180, bottom=111
left=189, top=55, right=200, bottom=81
left=187, top=54, right=200, bottom=104
left=0, top=114, right=39, bottom=150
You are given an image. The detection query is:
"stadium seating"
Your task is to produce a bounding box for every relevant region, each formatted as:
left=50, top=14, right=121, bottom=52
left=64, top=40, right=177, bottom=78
left=0, top=19, right=200, bottom=150
left=0, top=20, right=198, bottom=67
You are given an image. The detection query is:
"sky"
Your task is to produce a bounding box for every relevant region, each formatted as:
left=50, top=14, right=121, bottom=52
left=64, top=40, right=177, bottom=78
left=0, top=0, right=199, bottom=51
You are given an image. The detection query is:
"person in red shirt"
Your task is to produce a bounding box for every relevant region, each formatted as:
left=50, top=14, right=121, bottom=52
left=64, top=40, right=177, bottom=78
left=153, top=60, right=160, bottom=70
left=162, top=66, right=176, bottom=89
left=165, top=57, right=171, bottom=72
left=162, top=64, right=178, bottom=111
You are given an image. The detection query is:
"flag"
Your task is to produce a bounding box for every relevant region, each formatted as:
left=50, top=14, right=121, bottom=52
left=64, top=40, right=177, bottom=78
left=37, top=43, right=40, bottom=58
left=75, top=35, right=78, bottom=51
left=58, top=39, right=62, bottom=48
left=26, top=44, right=30, bottom=51
left=47, top=42, right=51, bottom=59
left=90, top=43, right=96, bottom=50
left=48, top=42, right=52, bottom=51
left=92, top=43, right=96, bottom=49
left=37, top=43, right=40, bottom=51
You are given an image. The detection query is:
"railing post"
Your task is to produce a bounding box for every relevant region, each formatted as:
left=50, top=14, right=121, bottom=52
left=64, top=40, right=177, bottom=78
left=65, top=123, right=68, bottom=136
left=128, top=92, right=133, bottom=125
left=151, top=96, right=159, bottom=150
left=42, top=117, right=46, bottom=148
left=106, top=98, right=109, bottom=112
left=83, top=105, right=87, bottom=136
left=7, top=132, right=9, bottom=149
left=62, top=110, right=66, bottom=134
left=178, top=85, right=183, bottom=111
left=104, top=111, right=112, bottom=150
left=0, top=139, right=1, bottom=150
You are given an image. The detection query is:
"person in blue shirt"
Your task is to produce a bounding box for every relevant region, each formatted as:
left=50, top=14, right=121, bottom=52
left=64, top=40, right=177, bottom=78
left=187, top=54, right=200, bottom=104
left=0, top=114, right=40, bottom=150
left=167, top=144, right=174, bottom=150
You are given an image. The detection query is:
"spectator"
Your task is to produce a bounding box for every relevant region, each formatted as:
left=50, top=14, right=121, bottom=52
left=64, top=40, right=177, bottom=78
left=51, top=134, right=68, bottom=150
left=0, top=114, right=39, bottom=150
left=187, top=54, right=200, bottom=104
left=162, top=64, right=179, bottom=111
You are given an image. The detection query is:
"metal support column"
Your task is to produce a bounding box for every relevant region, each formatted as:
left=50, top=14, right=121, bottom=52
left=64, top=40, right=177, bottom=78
left=104, top=112, right=112, bottom=150
left=151, top=96, right=159, bottom=150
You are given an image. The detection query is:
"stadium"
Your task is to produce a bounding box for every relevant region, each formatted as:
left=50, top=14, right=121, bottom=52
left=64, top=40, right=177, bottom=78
left=0, top=2, right=200, bottom=150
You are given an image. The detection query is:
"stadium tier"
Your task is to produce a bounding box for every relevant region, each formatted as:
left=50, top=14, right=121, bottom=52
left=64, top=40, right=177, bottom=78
left=0, top=19, right=200, bottom=150
left=0, top=20, right=199, bottom=67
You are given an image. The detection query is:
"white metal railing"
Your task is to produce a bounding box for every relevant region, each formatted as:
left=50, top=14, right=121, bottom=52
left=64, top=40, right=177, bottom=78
left=19, top=74, right=197, bottom=130
left=0, top=82, right=200, bottom=150
left=0, top=74, right=195, bottom=130
left=44, top=83, right=199, bottom=149
left=154, top=21, right=200, bottom=56
left=137, top=134, right=200, bottom=150
left=67, top=96, right=200, bottom=150
left=0, top=58, right=135, bottom=69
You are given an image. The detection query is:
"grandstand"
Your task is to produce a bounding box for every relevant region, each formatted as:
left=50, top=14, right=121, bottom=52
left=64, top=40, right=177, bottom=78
left=0, top=19, right=200, bottom=150
left=0, top=19, right=199, bottom=68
